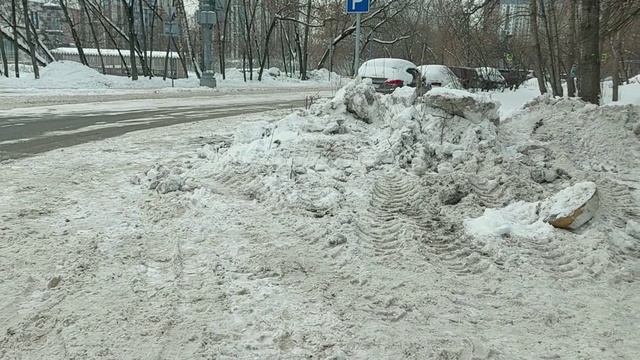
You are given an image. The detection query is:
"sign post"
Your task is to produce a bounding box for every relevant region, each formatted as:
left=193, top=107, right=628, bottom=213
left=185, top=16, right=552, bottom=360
left=346, top=0, right=369, bottom=76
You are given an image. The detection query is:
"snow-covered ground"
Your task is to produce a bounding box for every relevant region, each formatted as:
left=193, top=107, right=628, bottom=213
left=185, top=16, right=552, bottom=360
left=0, top=61, right=347, bottom=108
left=486, top=77, right=640, bottom=117
left=1, top=79, right=640, bottom=358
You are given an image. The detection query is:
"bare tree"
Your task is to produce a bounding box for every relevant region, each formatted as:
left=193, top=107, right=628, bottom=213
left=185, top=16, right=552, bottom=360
left=567, top=0, right=578, bottom=97
left=121, top=0, right=138, bottom=80
left=60, top=0, right=89, bottom=66
left=80, top=0, right=106, bottom=74
left=530, top=0, right=548, bottom=94
left=11, top=0, right=19, bottom=77
left=539, top=0, right=562, bottom=96
left=0, top=30, right=8, bottom=77
left=610, top=32, right=622, bottom=102
left=21, top=0, right=39, bottom=79
left=301, top=0, right=312, bottom=80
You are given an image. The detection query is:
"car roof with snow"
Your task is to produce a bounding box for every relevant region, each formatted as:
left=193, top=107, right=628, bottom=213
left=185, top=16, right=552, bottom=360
left=358, top=58, right=418, bottom=83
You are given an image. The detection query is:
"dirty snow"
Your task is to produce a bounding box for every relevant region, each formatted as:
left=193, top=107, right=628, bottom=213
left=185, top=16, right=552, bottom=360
left=1, top=80, right=640, bottom=359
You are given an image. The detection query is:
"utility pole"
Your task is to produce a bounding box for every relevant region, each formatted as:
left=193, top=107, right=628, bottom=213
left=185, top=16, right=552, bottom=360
left=199, top=0, right=217, bottom=88
left=346, top=0, right=368, bottom=76
left=354, top=13, right=361, bottom=76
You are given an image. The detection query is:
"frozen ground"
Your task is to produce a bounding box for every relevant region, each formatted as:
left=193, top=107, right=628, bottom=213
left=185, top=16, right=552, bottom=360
left=1, top=80, right=640, bottom=359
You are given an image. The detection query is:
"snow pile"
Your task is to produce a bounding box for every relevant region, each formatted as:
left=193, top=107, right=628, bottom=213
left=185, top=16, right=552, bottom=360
left=328, top=78, right=380, bottom=123
left=0, top=61, right=338, bottom=90
left=4, top=76, right=640, bottom=359
left=131, top=164, right=189, bottom=194
left=423, top=87, right=499, bottom=124
left=464, top=201, right=553, bottom=242
left=213, top=67, right=342, bottom=88
left=133, top=80, right=639, bottom=253
left=138, top=79, right=504, bottom=218
left=0, top=61, right=200, bottom=89
left=465, top=182, right=598, bottom=242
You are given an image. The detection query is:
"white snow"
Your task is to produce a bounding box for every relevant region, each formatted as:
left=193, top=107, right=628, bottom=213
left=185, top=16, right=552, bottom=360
left=51, top=47, right=182, bottom=58
left=0, top=61, right=344, bottom=93
left=357, top=58, right=417, bottom=84
left=464, top=201, right=554, bottom=241
left=1, top=77, right=640, bottom=358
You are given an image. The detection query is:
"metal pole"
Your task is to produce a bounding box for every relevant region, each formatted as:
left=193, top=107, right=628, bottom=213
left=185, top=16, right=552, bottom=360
left=199, top=0, right=217, bottom=88
left=171, top=37, right=175, bottom=88
left=203, top=22, right=213, bottom=72
left=354, top=13, right=361, bottom=76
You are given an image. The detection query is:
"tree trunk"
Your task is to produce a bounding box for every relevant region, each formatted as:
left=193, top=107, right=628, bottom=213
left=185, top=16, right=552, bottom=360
left=91, top=5, right=129, bottom=75
left=530, top=0, right=548, bottom=94
left=123, top=1, right=138, bottom=80
left=242, top=49, right=247, bottom=82
left=284, top=22, right=296, bottom=76
left=11, top=0, right=19, bottom=77
left=173, top=37, right=188, bottom=78
left=138, top=0, right=150, bottom=76
left=27, top=14, right=55, bottom=63
left=611, top=32, right=622, bottom=102
left=540, top=0, right=562, bottom=96
left=220, top=0, right=233, bottom=80
left=0, top=31, right=9, bottom=77
left=148, top=0, right=158, bottom=78
left=294, top=27, right=303, bottom=78
left=301, top=0, right=312, bottom=80
left=80, top=0, right=106, bottom=74
left=567, top=0, right=577, bottom=97
left=60, top=0, right=88, bottom=66
left=175, top=0, right=200, bottom=78
left=279, top=22, right=288, bottom=76
left=258, top=17, right=278, bottom=81
left=579, top=0, right=601, bottom=105
left=22, top=0, right=40, bottom=79
left=241, top=0, right=254, bottom=80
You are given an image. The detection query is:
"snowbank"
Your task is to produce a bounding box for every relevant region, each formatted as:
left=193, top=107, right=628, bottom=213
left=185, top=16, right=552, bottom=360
left=0, top=61, right=200, bottom=89
left=2, top=74, right=640, bottom=359
left=0, top=61, right=341, bottom=91
left=464, top=201, right=554, bottom=242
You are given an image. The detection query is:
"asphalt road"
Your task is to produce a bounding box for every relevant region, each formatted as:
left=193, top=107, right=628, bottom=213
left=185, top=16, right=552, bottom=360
left=0, top=96, right=314, bottom=162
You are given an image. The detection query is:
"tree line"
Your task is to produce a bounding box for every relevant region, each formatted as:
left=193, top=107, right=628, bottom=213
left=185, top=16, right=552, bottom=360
left=1, top=0, right=639, bottom=104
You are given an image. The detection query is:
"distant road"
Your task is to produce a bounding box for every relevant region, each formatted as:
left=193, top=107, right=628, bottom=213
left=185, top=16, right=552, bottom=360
left=0, top=89, right=329, bottom=161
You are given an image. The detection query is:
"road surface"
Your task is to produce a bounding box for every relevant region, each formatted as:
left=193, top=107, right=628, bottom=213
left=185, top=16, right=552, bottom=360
left=0, top=90, right=328, bottom=161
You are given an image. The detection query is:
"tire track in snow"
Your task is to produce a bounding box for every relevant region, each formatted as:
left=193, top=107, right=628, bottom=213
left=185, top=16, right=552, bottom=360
left=355, top=171, right=491, bottom=275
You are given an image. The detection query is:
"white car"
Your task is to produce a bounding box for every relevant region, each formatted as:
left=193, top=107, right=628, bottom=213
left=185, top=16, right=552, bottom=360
left=417, top=65, right=462, bottom=89
left=358, top=58, right=423, bottom=94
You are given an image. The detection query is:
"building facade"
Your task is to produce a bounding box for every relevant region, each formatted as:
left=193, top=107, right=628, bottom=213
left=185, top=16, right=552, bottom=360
left=500, top=0, right=530, bottom=37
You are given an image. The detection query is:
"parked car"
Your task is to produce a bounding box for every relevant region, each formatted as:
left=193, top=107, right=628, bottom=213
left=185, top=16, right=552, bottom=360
left=475, top=67, right=506, bottom=91
left=357, top=58, right=425, bottom=94
left=448, top=66, right=477, bottom=89
left=418, top=65, right=462, bottom=89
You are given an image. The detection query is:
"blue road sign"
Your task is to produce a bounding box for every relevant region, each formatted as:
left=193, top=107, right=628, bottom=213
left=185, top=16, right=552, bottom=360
left=346, top=0, right=369, bottom=14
